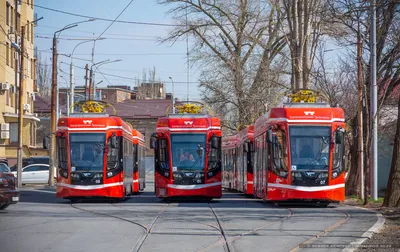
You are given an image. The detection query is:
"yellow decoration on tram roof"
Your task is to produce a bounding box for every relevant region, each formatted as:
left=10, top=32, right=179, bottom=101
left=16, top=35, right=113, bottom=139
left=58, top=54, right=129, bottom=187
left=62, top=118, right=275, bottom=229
left=288, top=89, right=319, bottom=103
left=175, top=103, right=203, bottom=114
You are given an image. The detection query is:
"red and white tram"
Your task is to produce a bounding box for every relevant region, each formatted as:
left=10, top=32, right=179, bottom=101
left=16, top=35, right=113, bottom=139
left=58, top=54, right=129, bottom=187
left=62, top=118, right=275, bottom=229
left=132, top=129, right=146, bottom=193
left=221, top=135, right=239, bottom=191
left=253, top=92, right=346, bottom=205
left=151, top=113, right=222, bottom=199
left=56, top=113, right=146, bottom=200
left=237, top=125, right=254, bottom=195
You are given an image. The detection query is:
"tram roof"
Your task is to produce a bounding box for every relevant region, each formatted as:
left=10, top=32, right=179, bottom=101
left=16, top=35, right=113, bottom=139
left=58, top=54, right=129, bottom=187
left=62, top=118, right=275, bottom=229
left=57, top=114, right=133, bottom=135
left=254, top=105, right=345, bottom=135
left=156, top=114, right=221, bottom=131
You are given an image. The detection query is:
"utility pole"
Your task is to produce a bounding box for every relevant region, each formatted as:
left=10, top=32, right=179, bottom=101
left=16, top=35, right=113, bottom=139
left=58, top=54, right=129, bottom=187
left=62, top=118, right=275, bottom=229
left=89, top=67, right=93, bottom=100
left=370, top=0, right=378, bottom=201
left=16, top=26, right=25, bottom=188
left=49, top=33, right=57, bottom=187
left=14, top=0, right=18, bottom=114
left=85, top=64, right=89, bottom=100
left=357, top=31, right=364, bottom=200
left=70, top=62, right=74, bottom=113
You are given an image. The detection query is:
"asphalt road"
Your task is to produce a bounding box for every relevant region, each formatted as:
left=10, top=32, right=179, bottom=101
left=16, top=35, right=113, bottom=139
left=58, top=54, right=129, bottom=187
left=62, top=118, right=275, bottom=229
left=0, top=179, right=379, bottom=252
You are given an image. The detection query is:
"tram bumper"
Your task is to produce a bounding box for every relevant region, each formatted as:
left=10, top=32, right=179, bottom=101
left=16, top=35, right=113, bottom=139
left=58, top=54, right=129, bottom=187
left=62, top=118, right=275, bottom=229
left=267, top=183, right=345, bottom=202
left=166, top=182, right=222, bottom=198
left=56, top=183, right=124, bottom=198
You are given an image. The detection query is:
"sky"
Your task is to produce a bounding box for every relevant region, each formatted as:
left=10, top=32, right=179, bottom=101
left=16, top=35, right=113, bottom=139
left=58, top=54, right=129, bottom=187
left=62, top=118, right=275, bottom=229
left=34, top=0, right=200, bottom=100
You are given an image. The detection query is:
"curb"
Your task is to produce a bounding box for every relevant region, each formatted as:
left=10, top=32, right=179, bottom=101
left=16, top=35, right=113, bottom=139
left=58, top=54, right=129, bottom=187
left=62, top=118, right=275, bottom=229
left=341, top=207, right=385, bottom=252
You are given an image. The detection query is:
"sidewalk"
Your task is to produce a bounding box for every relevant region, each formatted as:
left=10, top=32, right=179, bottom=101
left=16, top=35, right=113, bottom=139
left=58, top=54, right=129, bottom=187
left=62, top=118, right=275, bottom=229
left=345, top=198, right=400, bottom=252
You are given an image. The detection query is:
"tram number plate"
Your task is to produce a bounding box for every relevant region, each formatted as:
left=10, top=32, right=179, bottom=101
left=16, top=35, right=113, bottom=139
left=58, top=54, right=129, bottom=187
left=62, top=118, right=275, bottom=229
left=95, top=180, right=100, bottom=184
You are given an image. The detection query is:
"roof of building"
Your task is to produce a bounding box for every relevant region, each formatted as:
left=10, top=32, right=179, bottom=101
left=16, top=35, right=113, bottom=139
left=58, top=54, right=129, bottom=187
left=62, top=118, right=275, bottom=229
left=107, top=99, right=174, bottom=119
left=34, top=95, right=67, bottom=114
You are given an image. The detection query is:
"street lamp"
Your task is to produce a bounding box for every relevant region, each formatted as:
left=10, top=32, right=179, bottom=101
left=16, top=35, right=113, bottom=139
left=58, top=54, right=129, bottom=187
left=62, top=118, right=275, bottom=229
left=70, top=37, right=104, bottom=112
left=90, top=59, right=122, bottom=99
left=49, top=19, right=95, bottom=187
left=169, top=77, right=175, bottom=114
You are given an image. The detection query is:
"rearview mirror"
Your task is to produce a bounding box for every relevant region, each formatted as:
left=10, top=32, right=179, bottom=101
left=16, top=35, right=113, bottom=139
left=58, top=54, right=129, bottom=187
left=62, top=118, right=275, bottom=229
left=110, top=134, right=117, bottom=148
left=244, top=142, right=249, bottom=152
left=335, top=131, right=344, bottom=145
left=266, top=129, right=273, bottom=143
left=159, top=139, right=167, bottom=149
left=150, top=137, right=156, bottom=149
left=211, top=135, right=219, bottom=149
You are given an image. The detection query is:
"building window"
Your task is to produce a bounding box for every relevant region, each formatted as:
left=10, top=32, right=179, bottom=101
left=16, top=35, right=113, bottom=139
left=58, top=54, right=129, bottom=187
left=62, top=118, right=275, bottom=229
left=10, top=6, right=13, bottom=27
left=30, top=122, right=36, bottom=146
left=16, top=13, right=20, bottom=33
left=6, top=43, right=10, bottom=66
left=27, top=0, right=30, bottom=5
left=10, top=48, right=14, bottom=69
left=6, top=2, right=10, bottom=26
left=6, top=90, right=10, bottom=106
left=10, top=123, right=18, bottom=143
left=27, top=21, right=30, bottom=41
left=10, top=86, right=14, bottom=108
left=31, top=23, right=34, bottom=41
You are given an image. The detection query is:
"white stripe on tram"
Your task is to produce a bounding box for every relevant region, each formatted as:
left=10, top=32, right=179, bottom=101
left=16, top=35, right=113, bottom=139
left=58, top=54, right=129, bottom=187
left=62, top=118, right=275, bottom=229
left=57, top=182, right=124, bottom=190
left=133, top=179, right=139, bottom=183
left=268, top=183, right=345, bottom=192
left=268, top=118, right=345, bottom=123
left=167, top=182, right=222, bottom=190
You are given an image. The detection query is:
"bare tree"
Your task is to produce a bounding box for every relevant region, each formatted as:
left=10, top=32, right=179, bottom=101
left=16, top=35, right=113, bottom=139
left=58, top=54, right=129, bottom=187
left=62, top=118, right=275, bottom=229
left=384, top=94, right=400, bottom=207
left=328, top=0, right=400, bottom=202
left=280, top=0, right=327, bottom=90
left=36, top=52, right=51, bottom=99
left=159, top=0, right=286, bottom=130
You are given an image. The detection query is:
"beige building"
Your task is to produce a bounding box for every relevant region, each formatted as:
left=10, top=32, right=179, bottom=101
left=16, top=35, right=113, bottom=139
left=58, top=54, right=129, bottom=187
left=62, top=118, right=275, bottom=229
left=0, top=0, right=45, bottom=166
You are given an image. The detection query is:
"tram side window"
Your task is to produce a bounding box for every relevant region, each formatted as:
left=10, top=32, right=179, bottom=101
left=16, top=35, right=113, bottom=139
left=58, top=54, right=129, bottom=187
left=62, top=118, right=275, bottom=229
left=270, top=129, right=288, bottom=176
left=57, top=137, right=67, bottom=170
left=332, top=130, right=345, bottom=177
left=107, top=136, right=121, bottom=170
left=133, top=144, right=138, bottom=172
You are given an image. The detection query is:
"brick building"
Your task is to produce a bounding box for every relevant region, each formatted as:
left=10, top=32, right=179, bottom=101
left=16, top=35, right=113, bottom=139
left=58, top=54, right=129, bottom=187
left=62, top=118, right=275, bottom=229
left=0, top=0, right=46, bottom=166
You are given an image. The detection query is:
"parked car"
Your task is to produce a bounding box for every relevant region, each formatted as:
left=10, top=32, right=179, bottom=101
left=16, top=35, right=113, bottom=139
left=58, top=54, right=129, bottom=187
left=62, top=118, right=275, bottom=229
left=10, top=156, right=50, bottom=172
left=12, top=164, right=56, bottom=184
left=0, top=163, right=19, bottom=210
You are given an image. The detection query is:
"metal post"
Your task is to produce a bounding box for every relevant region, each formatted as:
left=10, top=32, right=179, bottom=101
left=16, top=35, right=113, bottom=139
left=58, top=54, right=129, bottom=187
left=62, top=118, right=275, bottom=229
left=370, top=0, right=378, bottom=200
left=169, top=77, right=175, bottom=114
left=14, top=0, right=18, bottom=114
left=70, top=62, right=74, bottom=113
left=85, top=64, right=89, bottom=100
left=357, top=32, right=364, bottom=200
left=16, top=26, right=25, bottom=188
left=89, top=67, right=93, bottom=100
left=49, top=33, right=57, bottom=187
left=66, top=92, right=70, bottom=116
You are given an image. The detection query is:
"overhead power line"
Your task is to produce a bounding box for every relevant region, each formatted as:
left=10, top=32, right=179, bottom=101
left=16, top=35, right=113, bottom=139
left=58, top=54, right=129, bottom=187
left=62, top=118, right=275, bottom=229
left=29, top=2, right=183, bottom=27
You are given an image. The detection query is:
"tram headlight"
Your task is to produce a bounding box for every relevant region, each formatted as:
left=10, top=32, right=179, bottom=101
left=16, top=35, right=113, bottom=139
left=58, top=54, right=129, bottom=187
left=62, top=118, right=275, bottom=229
left=318, top=173, right=328, bottom=179
left=332, top=171, right=338, bottom=179
left=173, top=173, right=182, bottom=179
left=94, top=173, right=103, bottom=178
left=71, top=173, right=80, bottom=179
left=107, top=172, right=113, bottom=177
left=195, top=173, right=204, bottom=178
left=164, top=171, right=170, bottom=178
left=291, top=172, right=302, bottom=178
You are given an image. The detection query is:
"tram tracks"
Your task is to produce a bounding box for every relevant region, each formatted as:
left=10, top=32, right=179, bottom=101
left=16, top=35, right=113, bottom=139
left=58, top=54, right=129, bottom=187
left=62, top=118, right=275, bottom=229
left=70, top=202, right=169, bottom=252
left=198, top=206, right=294, bottom=252
left=289, top=209, right=350, bottom=252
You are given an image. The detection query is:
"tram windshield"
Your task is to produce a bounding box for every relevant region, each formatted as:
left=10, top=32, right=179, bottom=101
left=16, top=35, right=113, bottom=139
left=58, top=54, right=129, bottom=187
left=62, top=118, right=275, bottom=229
left=171, top=133, right=206, bottom=171
left=289, top=126, right=331, bottom=171
left=70, top=133, right=106, bottom=172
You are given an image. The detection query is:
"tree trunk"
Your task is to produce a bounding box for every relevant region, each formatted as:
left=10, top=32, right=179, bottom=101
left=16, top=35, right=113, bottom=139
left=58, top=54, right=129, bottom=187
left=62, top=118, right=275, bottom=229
left=383, top=96, right=400, bottom=207
left=346, top=117, right=360, bottom=195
